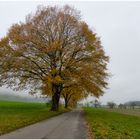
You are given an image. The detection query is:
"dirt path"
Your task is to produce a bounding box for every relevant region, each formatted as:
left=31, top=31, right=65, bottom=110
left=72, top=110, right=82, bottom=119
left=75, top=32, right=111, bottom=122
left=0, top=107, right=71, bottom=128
left=0, top=108, right=87, bottom=139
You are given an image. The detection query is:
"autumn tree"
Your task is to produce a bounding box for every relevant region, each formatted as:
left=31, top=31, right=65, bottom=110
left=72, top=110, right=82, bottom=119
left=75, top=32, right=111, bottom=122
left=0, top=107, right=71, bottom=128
left=0, top=5, right=109, bottom=111
left=62, top=86, right=85, bottom=108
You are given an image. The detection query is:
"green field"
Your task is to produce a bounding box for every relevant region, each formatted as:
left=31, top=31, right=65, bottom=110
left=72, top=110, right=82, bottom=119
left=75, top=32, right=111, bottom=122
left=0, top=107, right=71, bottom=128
left=105, top=108, right=140, bottom=117
left=84, top=107, right=140, bottom=139
left=0, top=100, right=68, bottom=135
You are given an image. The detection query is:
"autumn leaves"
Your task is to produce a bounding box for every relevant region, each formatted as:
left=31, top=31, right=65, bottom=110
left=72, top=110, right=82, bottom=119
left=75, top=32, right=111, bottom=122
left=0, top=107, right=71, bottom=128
left=0, top=5, right=109, bottom=111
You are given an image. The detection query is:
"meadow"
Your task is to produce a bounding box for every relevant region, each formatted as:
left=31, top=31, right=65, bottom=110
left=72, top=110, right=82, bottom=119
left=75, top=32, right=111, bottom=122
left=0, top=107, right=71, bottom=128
left=0, top=100, right=67, bottom=135
left=105, top=108, right=140, bottom=117
left=84, top=107, right=140, bottom=139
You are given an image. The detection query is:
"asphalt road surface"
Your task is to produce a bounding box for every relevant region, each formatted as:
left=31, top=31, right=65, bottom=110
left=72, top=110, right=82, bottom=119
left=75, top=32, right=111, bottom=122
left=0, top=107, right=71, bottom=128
left=0, top=109, right=87, bottom=139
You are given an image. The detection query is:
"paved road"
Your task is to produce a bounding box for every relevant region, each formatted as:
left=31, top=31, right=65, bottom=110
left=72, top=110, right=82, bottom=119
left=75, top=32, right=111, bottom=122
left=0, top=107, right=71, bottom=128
left=0, top=109, right=87, bottom=139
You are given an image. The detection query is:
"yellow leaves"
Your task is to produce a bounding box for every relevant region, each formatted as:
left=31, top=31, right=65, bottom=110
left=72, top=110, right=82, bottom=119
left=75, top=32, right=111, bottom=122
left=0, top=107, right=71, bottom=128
left=50, top=69, right=57, bottom=76
left=80, top=21, right=96, bottom=44
left=8, top=24, right=24, bottom=44
left=42, top=74, right=64, bottom=96
left=0, top=5, right=109, bottom=102
left=42, top=81, right=52, bottom=95
left=45, top=74, right=63, bottom=85
left=0, top=37, right=9, bottom=47
left=0, top=37, right=9, bottom=57
left=53, top=75, right=63, bottom=84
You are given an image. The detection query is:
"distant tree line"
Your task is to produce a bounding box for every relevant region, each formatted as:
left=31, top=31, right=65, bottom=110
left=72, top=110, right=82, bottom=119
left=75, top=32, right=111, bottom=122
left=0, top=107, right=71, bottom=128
left=107, top=101, right=140, bottom=109
left=81, top=100, right=140, bottom=109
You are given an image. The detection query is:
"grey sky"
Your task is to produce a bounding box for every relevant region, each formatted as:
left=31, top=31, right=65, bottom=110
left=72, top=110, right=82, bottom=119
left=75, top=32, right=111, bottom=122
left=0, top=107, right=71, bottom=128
left=0, top=1, right=140, bottom=104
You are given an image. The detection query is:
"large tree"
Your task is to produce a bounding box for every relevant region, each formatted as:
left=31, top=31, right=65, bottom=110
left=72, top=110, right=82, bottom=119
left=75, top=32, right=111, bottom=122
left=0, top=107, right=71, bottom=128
left=0, top=5, right=109, bottom=111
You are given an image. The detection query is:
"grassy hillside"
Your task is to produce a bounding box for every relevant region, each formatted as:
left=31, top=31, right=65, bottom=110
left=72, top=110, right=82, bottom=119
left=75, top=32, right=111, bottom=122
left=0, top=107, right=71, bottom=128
left=84, top=107, right=140, bottom=139
left=0, top=100, right=68, bottom=135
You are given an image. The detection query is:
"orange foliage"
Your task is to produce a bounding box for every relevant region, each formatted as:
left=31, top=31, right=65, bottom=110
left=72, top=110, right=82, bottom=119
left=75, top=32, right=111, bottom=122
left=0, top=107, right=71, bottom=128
left=0, top=5, right=109, bottom=110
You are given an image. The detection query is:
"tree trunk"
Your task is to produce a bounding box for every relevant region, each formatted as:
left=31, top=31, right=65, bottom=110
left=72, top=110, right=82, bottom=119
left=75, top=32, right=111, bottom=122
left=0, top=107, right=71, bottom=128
left=50, top=84, right=61, bottom=111
left=51, top=92, right=60, bottom=111
left=64, top=98, right=68, bottom=108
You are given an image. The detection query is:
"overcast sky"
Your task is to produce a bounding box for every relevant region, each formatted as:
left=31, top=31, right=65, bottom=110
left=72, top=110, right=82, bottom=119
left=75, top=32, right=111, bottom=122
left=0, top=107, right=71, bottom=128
left=0, top=1, right=140, bottom=104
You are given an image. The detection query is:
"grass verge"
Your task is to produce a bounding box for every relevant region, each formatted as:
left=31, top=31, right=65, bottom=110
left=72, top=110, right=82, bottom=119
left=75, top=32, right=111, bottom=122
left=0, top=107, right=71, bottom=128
left=84, top=107, right=140, bottom=139
left=0, top=100, right=69, bottom=135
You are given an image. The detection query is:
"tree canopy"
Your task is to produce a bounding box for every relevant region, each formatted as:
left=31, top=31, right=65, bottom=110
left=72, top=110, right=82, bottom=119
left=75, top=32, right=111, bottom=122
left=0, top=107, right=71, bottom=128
left=0, top=5, right=109, bottom=111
